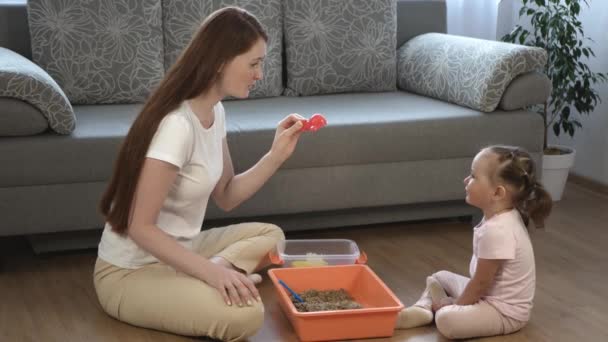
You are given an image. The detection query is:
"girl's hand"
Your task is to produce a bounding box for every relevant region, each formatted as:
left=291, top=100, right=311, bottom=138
left=432, top=297, right=455, bottom=312
left=269, top=113, right=305, bottom=164
left=202, top=262, right=260, bottom=307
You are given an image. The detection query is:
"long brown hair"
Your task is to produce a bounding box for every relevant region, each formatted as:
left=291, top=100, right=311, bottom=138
left=486, top=145, right=553, bottom=228
left=100, top=7, right=267, bottom=235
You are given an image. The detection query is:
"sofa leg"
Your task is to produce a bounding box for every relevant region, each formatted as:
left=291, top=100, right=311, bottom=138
left=26, top=230, right=102, bottom=254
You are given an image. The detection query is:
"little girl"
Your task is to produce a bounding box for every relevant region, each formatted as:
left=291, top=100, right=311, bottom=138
left=396, top=145, right=552, bottom=339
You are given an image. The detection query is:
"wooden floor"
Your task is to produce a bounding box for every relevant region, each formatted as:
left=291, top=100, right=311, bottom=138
left=1, top=182, right=607, bottom=342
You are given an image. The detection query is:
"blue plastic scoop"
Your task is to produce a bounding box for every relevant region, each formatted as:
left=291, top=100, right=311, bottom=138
left=278, top=279, right=304, bottom=303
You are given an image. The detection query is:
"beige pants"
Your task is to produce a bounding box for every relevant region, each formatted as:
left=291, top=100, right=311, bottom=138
left=93, top=222, right=284, bottom=342
left=415, top=270, right=527, bottom=339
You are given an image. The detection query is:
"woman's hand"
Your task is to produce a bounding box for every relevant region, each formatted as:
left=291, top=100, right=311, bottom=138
left=269, top=113, right=305, bottom=164
left=432, top=297, right=455, bottom=312
left=201, top=262, right=260, bottom=307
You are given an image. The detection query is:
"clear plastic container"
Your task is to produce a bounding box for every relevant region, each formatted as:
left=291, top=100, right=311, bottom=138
left=271, top=239, right=363, bottom=267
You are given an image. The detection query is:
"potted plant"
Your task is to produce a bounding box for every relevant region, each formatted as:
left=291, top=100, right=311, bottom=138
left=502, top=0, right=607, bottom=200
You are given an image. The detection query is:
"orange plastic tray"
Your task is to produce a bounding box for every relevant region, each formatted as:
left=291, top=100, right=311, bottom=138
left=268, top=264, right=403, bottom=341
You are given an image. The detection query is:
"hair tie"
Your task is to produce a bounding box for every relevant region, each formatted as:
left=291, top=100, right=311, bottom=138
left=531, top=182, right=541, bottom=192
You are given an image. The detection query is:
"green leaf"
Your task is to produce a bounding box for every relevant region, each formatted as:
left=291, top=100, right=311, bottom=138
left=562, top=120, right=570, bottom=134
left=511, top=0, right=605, bottom=141
left=562, top=106, right=571, bottom=119
left=519, top=32, right=528, bottom=44
left=553, top=122, right=561, bottom=136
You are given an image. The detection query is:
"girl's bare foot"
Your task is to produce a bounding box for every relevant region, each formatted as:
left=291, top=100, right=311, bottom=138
left=427, top=276, right=448, bottom=304
left=396, top=306, right=433, bottom=329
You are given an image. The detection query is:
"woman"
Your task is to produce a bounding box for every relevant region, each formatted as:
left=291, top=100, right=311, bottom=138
left=94, top=7, right=303, bottom=341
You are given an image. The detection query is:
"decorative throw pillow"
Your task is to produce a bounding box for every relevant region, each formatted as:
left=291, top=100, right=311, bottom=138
left=162, top=0, right=283, bottom=98
left=27, top=0, right=164, bottom=104
left=0, top=47, right=75, bottom=134
left=284, top=0, right=397, bottom=96
left=398, top=33, right=547, bottom=112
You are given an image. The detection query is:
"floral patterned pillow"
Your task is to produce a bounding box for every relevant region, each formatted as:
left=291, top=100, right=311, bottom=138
left=27, top=0, right=164, bottom=105
left=284, top=0, right=397, bottom=96
left=398, top=33, right=548, bottom=112
left=162, top=0, right=283, bottom=98
left=0, top=47, right=75, bottom=134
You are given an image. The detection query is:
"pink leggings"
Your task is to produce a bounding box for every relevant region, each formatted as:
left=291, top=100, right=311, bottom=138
left=415, top=270, right=527, bottom=339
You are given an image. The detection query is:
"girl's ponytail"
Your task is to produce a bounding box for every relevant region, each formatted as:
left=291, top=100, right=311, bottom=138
left=519, top=181, right=553, bottom=228
left=487, top=145, right=553, bottom=228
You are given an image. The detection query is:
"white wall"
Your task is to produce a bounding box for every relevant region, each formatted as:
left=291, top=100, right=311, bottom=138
left=497, top=0, right=520, bottom=39
left=446, top=0, right=520, bottom=40
left=547, top=2, right=608, bottom=185
left=501, top=1, right=608, bottom=186
left=447, top=0, right=500, bottom=39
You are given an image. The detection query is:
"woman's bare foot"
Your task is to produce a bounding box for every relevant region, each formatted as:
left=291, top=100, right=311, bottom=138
left=247, top=273, right=263, bottom=284
left=210, top=256, right=262, bottom=284
left=209, top=256, right=234, bottom=269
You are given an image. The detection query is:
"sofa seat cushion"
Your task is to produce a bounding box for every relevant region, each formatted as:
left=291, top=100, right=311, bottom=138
left=224, top=92, right=543, bottom=171
left=0, top=104, right=140, bottom=187
left=0, top=92, right=543, bottom=187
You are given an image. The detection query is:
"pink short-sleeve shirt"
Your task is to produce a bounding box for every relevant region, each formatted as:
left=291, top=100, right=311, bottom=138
left=470, top=209, right=535, bottom=322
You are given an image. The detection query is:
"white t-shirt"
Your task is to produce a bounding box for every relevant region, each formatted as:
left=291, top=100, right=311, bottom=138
left=98, top=101, right=226, bottom=269
left=469, top=209, right=536, bottom=322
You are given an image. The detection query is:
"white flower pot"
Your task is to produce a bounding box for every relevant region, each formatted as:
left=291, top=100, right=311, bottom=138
left=541, top=145, right=576, bottom=201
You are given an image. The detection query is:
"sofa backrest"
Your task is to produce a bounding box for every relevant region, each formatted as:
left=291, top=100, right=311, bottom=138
left=396, top=0, right=447, bottom=48
left=162, top=0, right=284, bottom=99
left=0, top=2, right=31, bottom=60
left=0, top=0, right=447, bottom=104
left=0, top=0, right=446, bottom=62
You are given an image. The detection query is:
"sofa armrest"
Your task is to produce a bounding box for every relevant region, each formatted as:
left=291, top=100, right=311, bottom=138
left=499, top=71, right=552, bottom=111
left=397, top=33, right=547, bottom=112
left=0, top=47, right=75, bottom=135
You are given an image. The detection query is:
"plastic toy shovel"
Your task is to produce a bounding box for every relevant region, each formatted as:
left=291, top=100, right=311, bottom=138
left=278, top=279, right=304, bottom=303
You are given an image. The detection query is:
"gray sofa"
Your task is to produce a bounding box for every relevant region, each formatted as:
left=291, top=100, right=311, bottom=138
left=0, top=0, right=549, bottom=250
